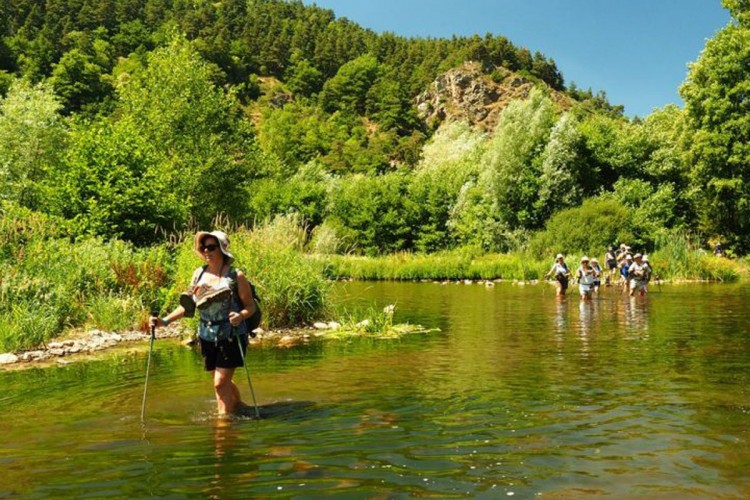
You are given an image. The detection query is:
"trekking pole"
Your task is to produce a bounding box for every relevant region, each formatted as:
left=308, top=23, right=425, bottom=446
left=141, top=310, right=158, bottom=423
left=236, top=334, right=261, bottom=419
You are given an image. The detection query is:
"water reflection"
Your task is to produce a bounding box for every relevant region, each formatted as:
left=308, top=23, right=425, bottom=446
left=208, top=419, right=244, bottom=498
left=623, top=296, right=649, bottom=336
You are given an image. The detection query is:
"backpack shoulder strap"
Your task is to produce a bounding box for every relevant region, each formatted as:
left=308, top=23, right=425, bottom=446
left=190, top=265, right=208, bottom=288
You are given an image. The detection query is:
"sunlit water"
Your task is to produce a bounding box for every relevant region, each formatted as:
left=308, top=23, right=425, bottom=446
left=2, top=282, right=750, bottom=498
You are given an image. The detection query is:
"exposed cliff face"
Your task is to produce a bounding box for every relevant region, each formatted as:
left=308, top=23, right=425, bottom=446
left=416, top=62, right=572, bottom=132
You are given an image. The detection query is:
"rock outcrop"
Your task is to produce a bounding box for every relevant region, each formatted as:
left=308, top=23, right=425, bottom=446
left=416, top=62, right=571, bottom=132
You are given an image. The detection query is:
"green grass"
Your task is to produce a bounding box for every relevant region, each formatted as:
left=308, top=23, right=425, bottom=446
left=315, top=249, right=550, bottom=281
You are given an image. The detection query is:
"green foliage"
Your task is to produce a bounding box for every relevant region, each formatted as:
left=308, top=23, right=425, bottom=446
left=248, top=162, right=328, bottom=227
left=0, top=202, right=173, bottom=350
left=318, top=248, right=548, bottom=281
left=50, top=48, right=113, bottom=114
left=49, top=117, right=184, bottom=244
left=0, top=79, right=66, bottom=210
left=410, top=122, right=486, bottom=252
left=535, top=113, right=591, bottom=221
left=680, top=21, right=750, bottom=252
left=448, top=89, right=557, bottom=250
left=113, top=36, right=256, bottom=232
left=320, top=54, right=381, bottom=114
left=87, top=294, right=142, bottom=331
left=528, top=197, right=636, bottom=259
left=326, top=172, right=418, bottom=255
left=285, top=55, right=324, bottom=97
left=649, top=232, right=745, bottom=282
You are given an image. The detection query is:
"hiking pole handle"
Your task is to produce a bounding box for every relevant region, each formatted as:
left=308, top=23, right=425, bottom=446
left=150, top=310, right=158, bottom=340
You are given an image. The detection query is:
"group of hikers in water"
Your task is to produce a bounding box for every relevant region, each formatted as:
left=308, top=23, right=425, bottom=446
left=544, top=244, right=654, bottom=300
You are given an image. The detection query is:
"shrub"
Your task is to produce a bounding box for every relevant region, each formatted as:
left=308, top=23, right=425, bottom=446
left=528, top=197, right=636, bottom=259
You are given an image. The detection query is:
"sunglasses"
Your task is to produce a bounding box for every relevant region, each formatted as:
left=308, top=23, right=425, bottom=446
left=200, top=243, right=219, bottom=252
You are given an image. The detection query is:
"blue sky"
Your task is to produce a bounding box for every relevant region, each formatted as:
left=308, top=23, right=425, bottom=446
left=301, top=0, right=731, bottom=117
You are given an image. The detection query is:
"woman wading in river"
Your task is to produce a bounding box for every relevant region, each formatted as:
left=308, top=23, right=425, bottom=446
left=150, top=231, right=257, bottom=415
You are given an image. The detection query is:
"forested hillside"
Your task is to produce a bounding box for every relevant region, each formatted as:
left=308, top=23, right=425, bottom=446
left=1, top=0, right=749, bottom=255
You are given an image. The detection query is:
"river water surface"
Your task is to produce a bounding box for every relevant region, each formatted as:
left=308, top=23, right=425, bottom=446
left=2, top=282, right=750, bottom=498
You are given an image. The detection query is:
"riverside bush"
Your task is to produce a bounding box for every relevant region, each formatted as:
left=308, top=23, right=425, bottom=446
left=528, top=197, right=637, bottom=259
left=0, top=202, right=173, bottom=350
left=649, top=232, right=744, bottom=282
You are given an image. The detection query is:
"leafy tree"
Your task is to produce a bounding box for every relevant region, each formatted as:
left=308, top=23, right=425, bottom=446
left=0, top=79, right=66, bottom=209
left=248, top=162, right=328, bottom=227
left=680, top=15, right=750, bottom=250
left=325, top=172, right=417, bottom=255
left=50, top=117, right=183, bottom=244
left=319, top=54, right=380, bottom=114
left=285, top=54, right=323, bottom=96
left=410, top=121, right=485, bottom=251
left=535, top=113, right=590, bottom=221
left=480, top=89, right=557, bottom=229
left=115, top=35, right=255, bottom=229
left=50, top=48, right=113, bottom=114
left=528, top=197, right=636, bottom=259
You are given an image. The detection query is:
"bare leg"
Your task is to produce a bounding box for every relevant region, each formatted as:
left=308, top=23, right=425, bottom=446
left=213, top=367, right=241, bottom=415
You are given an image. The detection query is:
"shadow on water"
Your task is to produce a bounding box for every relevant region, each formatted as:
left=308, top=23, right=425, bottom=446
left=235, top=399, right=319, bottom=421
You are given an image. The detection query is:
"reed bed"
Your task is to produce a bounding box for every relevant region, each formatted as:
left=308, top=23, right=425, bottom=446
left=316, top=250, right=550, bottom=281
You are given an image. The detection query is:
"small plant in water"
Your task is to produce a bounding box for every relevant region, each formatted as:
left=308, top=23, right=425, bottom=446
left=331, top=304, right=438, bottom=339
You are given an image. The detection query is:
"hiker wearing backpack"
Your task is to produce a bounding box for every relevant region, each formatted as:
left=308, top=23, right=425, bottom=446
left=150, top=230, right=258, bottom=416
left=544, top=253, right=570, bottom=296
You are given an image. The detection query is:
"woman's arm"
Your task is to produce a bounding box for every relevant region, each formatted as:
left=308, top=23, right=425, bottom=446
left=229, top=270, right=256, bottom=327
left=150, top=305, right=186, bottom=328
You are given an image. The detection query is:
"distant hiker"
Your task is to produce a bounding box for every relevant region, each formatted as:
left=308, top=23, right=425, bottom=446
left=620, top=254, right=633, bottom=293
left=628, top=253, right=649, bottom=296
left=642, top=255, right=654, bottom=285
left=616, top=244, right=628, bottom=263
left=545, top=254, right=570, bottom=296
left=591, top=257, right=603, bottom=293
left=150, top=230, right=258, bottom=416
left=605, top=246, right=617, bottom=285
left=577, top=256, right=595, bottom=300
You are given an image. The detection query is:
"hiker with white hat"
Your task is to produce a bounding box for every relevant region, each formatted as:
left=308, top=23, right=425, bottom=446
left=576, top=256, right=595, bottom=300
left=627, top=253, right=649, bottom=296
left=150, top=230, right=258, bottom=416
left=544, top=253, right=570, bottom=296
left=620, top=254, right=634, bottom=293
left=590, top=257, right=603, bottom=293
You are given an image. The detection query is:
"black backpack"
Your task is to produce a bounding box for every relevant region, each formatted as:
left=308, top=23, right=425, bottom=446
left=227, top=267, right=262, bottom=338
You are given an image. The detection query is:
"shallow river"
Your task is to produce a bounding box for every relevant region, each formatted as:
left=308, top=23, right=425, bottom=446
left=2, top=282, right=750, bottom=498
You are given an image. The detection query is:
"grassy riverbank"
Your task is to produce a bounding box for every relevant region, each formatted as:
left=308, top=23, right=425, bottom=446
left=0, top=206, right=331, bottom=352
left=3, top=202, right=747, bottom=353
left=316, top=245, right=748, bottom=283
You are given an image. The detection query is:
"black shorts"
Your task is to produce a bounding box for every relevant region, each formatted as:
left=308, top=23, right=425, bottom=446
left=607, top=260, right=617, bottom=270
left=199, top=335, right=248, bottom=371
